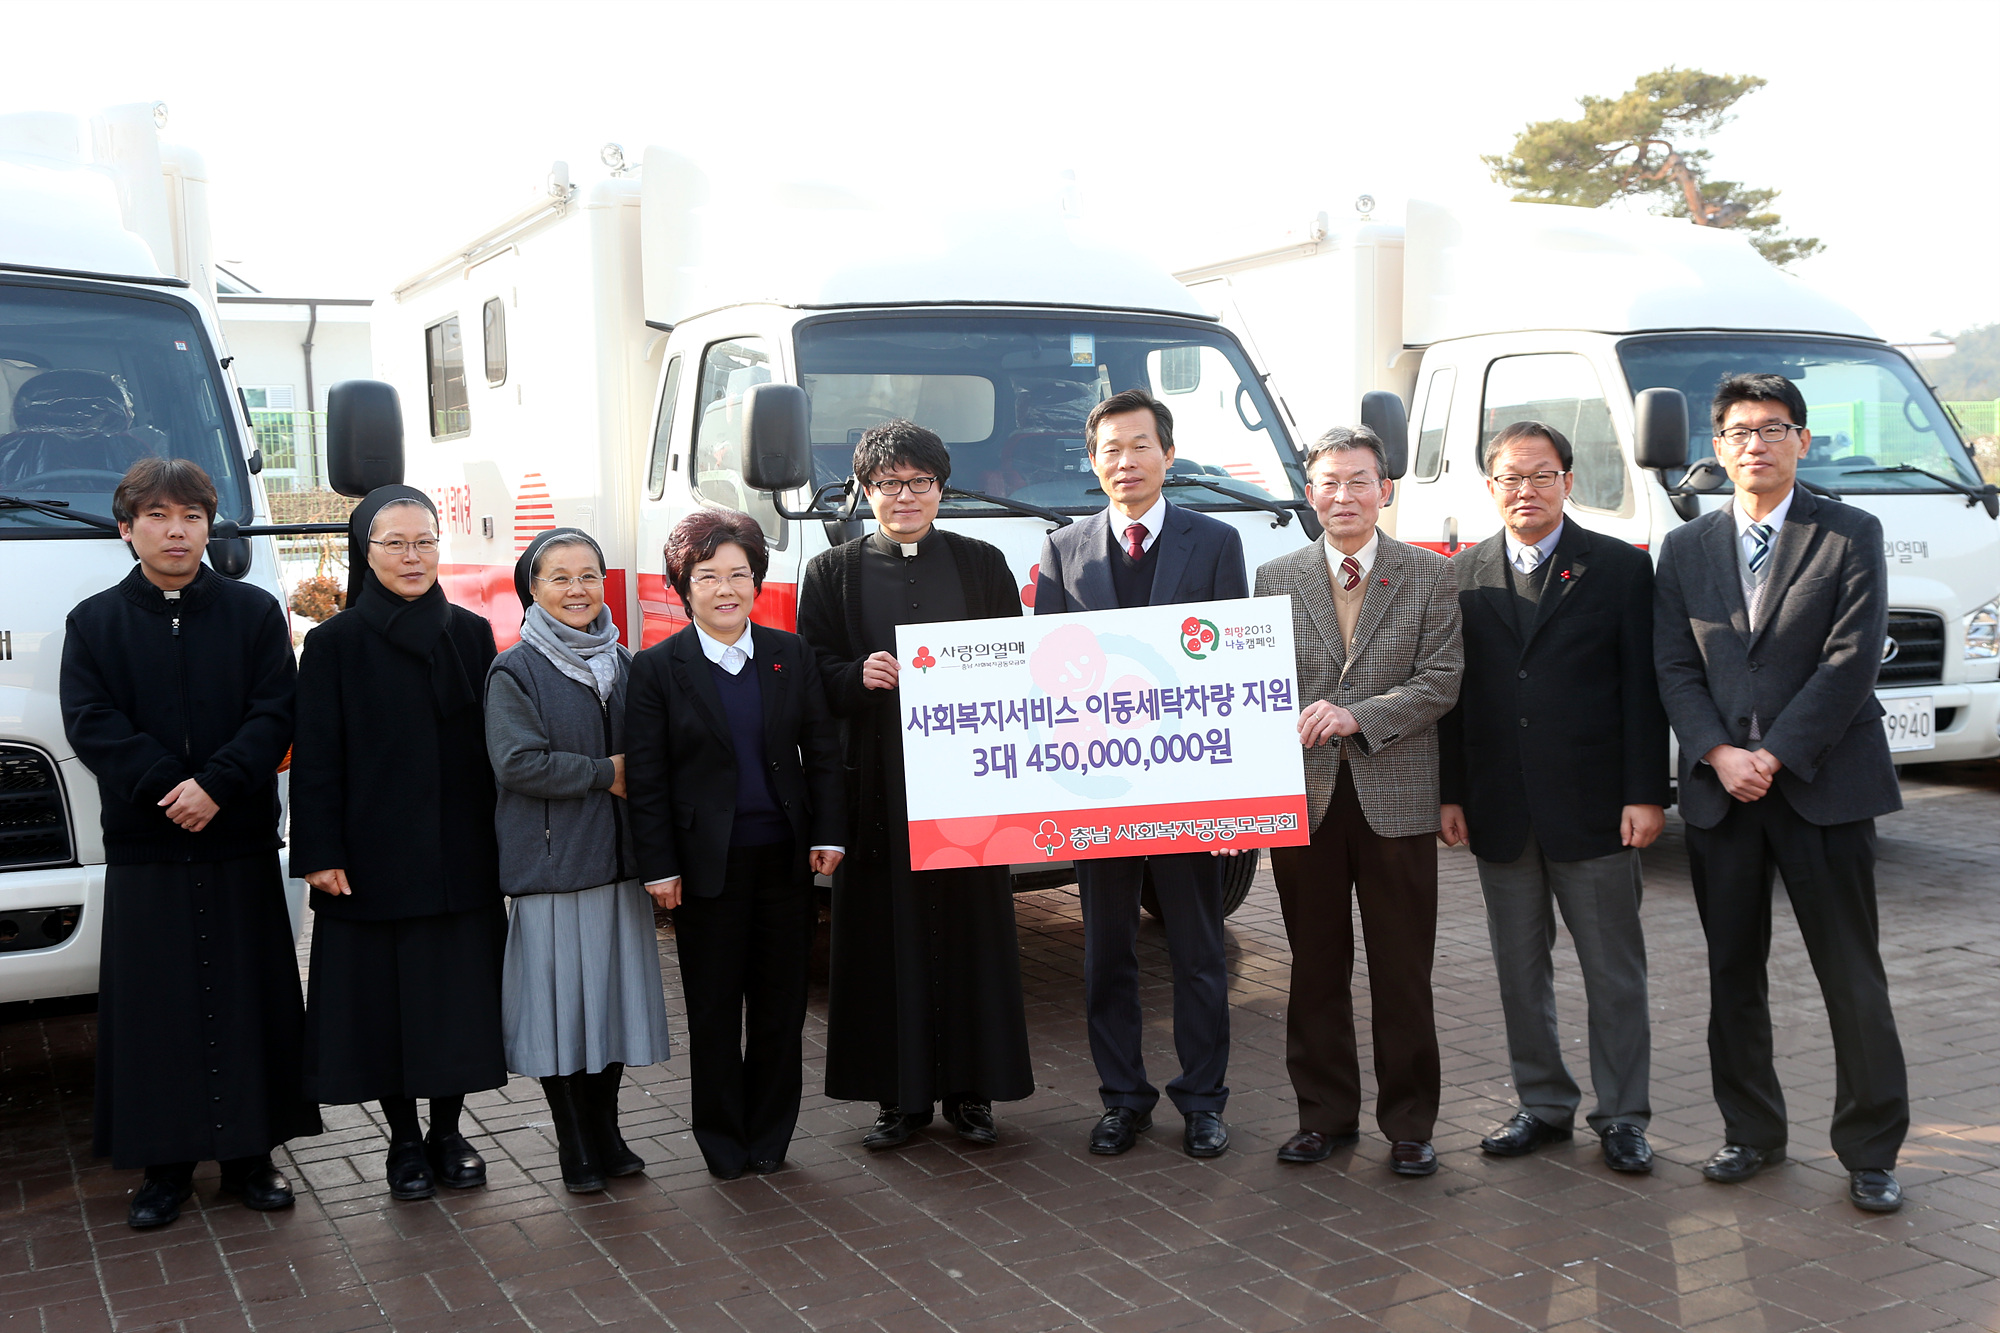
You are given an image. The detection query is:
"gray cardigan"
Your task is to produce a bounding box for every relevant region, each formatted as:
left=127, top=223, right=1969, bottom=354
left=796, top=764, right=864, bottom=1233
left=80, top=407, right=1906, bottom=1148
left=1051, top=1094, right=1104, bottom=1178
left=485, top=640, right=636, bottom=894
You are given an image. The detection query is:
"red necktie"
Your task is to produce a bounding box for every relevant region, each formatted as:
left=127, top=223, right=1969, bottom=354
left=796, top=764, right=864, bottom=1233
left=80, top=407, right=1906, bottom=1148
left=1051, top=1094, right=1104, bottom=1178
left=1340, top=555, right=1361, bottom=591
left=1125, top=523, right=1147, bottom=560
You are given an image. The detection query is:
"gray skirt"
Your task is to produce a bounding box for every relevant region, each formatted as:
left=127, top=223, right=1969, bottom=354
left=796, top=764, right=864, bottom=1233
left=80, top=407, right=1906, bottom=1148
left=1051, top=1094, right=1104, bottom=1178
left=502, top=879, right=673, bottom=1078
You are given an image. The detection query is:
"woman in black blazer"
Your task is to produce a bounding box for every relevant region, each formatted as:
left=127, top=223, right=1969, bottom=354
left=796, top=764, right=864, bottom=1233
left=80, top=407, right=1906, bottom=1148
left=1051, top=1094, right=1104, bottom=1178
left=624, top=509, right=845, bottom=1180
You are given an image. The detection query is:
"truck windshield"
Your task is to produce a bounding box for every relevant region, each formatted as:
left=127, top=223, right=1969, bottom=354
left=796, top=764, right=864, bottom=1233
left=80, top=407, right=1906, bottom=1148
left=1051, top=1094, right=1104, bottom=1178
left=0, top=281, right=248, bottom=535
left=794, top=312, right=1304, bottom=513
left=1617, top=336, right=1981, bottom=494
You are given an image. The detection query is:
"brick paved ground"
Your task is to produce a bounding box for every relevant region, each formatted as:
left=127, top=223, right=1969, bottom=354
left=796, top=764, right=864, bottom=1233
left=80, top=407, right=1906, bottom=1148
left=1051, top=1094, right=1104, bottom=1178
left=2, top=764, right=1996, bottom=1333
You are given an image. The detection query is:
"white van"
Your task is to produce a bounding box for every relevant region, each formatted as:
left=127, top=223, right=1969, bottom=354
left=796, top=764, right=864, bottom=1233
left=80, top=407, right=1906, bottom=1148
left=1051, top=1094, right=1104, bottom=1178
left=1182, top=200, right=2000, bottom=766
left=373, top=148, right=1322, bottom=910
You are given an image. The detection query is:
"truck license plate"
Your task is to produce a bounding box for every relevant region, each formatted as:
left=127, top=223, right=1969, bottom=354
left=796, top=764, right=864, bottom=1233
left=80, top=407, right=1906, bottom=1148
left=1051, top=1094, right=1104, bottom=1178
left=1882, top=696, right=1934, bottom=753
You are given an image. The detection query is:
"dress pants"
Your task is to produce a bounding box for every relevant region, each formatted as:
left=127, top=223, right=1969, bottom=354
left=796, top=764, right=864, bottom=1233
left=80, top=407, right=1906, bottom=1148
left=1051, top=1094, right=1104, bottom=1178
left=671, top=841, right=815, bottom=1176
left=1477, top=832, right=1650, bottom=1133
left=1270, top=764, right=1439, bottom=1143
left=1686, top=792, right=1907, bottom=1171
left=1077, top=851, right=1229, bottom=1115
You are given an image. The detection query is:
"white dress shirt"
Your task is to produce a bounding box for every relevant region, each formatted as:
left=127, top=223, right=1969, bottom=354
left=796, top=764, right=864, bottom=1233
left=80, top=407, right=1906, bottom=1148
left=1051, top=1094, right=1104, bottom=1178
left=1324, top=530, right=1380, bottom=584
left=1107, top=495, right=1169, bottom=554
left=1503, top=520, right=1564, bottom=574
left=1733, top=487, right=1794, bottom=557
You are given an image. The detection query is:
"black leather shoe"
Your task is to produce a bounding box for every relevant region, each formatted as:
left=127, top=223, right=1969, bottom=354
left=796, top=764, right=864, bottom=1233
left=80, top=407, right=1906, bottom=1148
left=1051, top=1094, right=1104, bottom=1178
left=128, top=1169, right=194, bottom=1229
left=861, top=1104, right=934, bottom=1150
left=1480, top=1110, right=1573, bottom=1157
left=578, top=1065, right=646, bottom=1177
left=1277, top=1130, right=1358, bottom=1163
left=1088, top=1107, right=1152, bottom=1155
left=1701, top=1142, right=1785, bottom=1182
left=945, top=1100, right=998, bottom=1146
left=424, top=1129, right=487, bottom=1190
left=1600, top=1124, right=1654, bottom=1174
left=218, top=1156, right=295, bottom=1211
left=749, top=1158, right=784, bottom=1176
left=1183, top=1111, right=1229, bottom=1159
left=1849, top=1169, right=1903, bottom=1212
left=386, top=1140, right=435, bottom=1200
left=1390, top=1141, right=1439, bottom=1176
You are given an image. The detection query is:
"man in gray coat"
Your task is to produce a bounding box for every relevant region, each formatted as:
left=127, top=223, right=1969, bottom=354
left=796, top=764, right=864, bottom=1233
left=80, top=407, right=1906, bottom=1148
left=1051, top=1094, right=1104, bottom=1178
left=1655, top=372, right=1908, bottom=1213
left=1255, top=426, right=1462, bottom=1177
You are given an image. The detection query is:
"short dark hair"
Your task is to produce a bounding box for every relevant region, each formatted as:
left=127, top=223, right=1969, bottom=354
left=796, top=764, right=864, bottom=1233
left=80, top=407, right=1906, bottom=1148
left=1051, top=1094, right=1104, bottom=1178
left=112, top=457, right=217, bottom=526
left=1085, top=388, right=1174, bottom=455
left=664, top=508, right=768, bottom=609
left=1712, top=373, right=1808, bottom=432
left=1482, top=420, right=1574, bottom=474
left=1303, top=425, right=1387, bottom=480
left=852, top=419, right=951, bottom=487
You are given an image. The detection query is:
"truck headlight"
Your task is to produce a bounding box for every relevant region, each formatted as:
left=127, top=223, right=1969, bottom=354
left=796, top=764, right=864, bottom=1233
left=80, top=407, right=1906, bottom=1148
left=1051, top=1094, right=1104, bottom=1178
left=1967, top=599, right=2000, bottom=660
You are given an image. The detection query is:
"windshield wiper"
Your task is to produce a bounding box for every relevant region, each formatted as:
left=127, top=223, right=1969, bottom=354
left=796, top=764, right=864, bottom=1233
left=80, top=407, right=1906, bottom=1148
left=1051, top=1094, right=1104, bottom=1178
left=1160, top=475, right=1298, bottom=527
left=943, top=486, right=1074, bottom=529
left=0, top=494, right=120, bottom=532
left=1835, top=463, right=1999, bottom=509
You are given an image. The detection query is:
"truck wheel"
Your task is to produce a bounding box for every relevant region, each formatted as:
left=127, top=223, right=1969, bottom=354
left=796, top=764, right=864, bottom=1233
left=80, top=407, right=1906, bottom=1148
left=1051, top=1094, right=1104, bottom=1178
left=1140, top=848, right=1259, bottom=919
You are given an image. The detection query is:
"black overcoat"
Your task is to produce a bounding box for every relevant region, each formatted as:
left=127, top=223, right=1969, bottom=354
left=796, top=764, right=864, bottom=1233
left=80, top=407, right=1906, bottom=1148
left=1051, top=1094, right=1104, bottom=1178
left=60, top=564, right=319, bottom=1166
left=1438, top=521, right=1671, bottom=863
left=796, top=529, right=1034, bottom=1108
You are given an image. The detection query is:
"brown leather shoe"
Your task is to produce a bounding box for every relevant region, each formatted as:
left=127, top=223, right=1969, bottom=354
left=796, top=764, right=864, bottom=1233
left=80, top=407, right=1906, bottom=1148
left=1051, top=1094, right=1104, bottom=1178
left=1390, top=1140, right=1438, bottom=1176
left=1276, top=1130, right=1360, bottom=1164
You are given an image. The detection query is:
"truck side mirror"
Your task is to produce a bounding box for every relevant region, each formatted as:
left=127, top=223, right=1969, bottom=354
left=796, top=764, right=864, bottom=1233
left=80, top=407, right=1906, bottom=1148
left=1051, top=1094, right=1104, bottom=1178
left=1360, top=390, right=1409, bottom=480
left=1634, top=387, right=1689, bottom=471
left=326, top=380, right=406, bottom=498
left=742, top=382, right=813, bottom=493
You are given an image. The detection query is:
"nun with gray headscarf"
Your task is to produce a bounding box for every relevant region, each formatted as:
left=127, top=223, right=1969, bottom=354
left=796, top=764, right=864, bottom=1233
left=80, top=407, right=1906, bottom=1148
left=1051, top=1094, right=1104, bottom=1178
left=486, top=528, right=671, bottom=1193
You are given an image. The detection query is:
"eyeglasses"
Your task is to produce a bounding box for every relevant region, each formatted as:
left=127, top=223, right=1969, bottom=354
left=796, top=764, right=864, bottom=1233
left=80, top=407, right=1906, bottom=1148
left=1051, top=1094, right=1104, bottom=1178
left=369, top=537, right=440, bottom=555
left=1719, top=422, right=1803, bottom=446
left=865, top=476, right=939, bottom=496
left=1491, top=470, right=1569, bottom=493
left=1311, top=477, right=1380, bottom=498
left=535, top=573, right=603, bottom=592
left=689, top=571, right=758, bottom=591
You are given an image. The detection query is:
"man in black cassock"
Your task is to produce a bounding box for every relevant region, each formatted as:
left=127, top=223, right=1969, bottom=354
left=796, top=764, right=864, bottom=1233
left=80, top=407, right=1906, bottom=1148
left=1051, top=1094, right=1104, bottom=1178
left=797, top=420, right=1034, bottom=1148
left=61, top=458, right=319, bottom=1229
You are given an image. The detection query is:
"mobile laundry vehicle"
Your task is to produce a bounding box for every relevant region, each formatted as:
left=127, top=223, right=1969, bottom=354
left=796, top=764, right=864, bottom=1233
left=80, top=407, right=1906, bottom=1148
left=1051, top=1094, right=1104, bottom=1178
left=0, top=104, right=393, bottom=1003
left=373, top=147, right=1323, bottom=906
left=1179, top=199, right=2000, bottom=765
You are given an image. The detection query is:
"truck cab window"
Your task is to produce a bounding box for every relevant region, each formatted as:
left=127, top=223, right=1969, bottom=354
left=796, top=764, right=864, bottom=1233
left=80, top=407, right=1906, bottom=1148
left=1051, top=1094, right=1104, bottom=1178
left=482, top=299, right=507, bottom=387
left=426, top=315, right=469, bottom=438
left=1413, top=367, right=1454, bottom=481
left=1481, top=353, right=1625, bottom=513
left=645, top=355, right=683, bottom=501
left=693, top=337, right=782, bottom=540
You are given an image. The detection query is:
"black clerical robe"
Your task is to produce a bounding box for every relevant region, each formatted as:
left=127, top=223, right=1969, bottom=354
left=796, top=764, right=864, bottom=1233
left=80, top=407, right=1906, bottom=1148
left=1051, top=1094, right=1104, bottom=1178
left=796, top=529, right=1034, bottom=1110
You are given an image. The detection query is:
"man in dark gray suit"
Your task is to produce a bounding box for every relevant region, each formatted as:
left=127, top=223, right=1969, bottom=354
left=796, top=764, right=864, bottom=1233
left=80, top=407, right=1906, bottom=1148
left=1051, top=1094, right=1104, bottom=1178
left=1655, top=372, right=1908, bottom=1213
left=1035, top=387, right=1247, bottom=1160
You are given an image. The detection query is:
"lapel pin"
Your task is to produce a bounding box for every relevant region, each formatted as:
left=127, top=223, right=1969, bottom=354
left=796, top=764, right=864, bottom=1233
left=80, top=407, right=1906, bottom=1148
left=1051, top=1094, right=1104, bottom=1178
left=1560, top=570, right=1573, bottom=581
left=772, top=662, right=783, bottom=673
left=1379, top=578, right=1389, bottom=585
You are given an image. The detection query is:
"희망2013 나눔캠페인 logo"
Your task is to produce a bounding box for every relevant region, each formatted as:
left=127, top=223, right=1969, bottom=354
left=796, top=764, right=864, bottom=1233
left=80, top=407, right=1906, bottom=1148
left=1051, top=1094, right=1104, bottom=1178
left=1181, top=617, right=1217, bottom=660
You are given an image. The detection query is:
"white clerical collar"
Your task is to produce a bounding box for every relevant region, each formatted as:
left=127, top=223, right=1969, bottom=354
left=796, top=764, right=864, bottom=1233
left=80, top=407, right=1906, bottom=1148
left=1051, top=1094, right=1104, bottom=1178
left=1325, top=529, right=1380, bottom=580
left=1734, top=487, right=1794, bottom=536
left=1105, top=495, right=1169, bottom=554
left=695, top=622, right=754, bottom=673
left=1504, top=519, right=1564, bottom=568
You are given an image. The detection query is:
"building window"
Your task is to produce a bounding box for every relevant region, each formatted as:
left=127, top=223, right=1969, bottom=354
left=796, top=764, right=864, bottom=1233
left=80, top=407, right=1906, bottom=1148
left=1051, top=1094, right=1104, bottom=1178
left=646, top=355, right=683, bottom=501
left=483, top=298, right=507, bottom=387
left=692, top=337, right=782, bottom=540
left=426, top=315, right=470, bottom=438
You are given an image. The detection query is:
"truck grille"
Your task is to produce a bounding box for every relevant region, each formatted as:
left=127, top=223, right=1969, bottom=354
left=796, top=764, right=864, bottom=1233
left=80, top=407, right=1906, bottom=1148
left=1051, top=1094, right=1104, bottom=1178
left=0, top=745, right=72, bottom=871
left=1880, top=612, right=1944, bottom=688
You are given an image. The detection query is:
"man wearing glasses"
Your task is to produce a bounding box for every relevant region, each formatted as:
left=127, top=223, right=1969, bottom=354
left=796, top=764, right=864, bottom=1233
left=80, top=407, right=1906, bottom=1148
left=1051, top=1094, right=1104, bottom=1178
left=1438, top=421, right=1669, bottom=1176
left=1253, top=425, right=1461, bottom=1176
left=1655, top=373, right=1908, bottom=1212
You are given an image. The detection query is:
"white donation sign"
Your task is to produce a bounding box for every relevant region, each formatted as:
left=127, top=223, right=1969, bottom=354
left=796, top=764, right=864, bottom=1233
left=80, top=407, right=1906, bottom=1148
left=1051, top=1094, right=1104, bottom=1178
left=894, top=596, right=1310, bottom=869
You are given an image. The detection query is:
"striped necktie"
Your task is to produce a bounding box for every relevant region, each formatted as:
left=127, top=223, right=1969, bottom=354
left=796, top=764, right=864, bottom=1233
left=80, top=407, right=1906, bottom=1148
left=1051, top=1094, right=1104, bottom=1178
left=1747, top=522, right=1773, bottom=575
left=1339, top=555, right=1361, bottom=591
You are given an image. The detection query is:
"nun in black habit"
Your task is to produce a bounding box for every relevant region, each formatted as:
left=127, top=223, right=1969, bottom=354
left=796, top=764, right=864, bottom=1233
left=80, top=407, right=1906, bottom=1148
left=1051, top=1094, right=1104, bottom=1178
left=796, top=421, right=1033, bottom=1149
left=290, top=486, right=508, bottom=1201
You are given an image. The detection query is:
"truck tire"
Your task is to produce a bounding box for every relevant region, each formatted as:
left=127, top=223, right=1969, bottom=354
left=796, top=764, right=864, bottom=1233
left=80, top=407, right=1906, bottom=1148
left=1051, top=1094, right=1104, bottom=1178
left=1140, top=848, right=1259, bottom=919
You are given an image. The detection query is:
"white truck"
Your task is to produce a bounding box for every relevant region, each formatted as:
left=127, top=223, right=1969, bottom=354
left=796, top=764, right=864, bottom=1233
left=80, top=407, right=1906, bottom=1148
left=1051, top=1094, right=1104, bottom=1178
left=371, top=146, right=1321, bottom=909
left=0, top=105, right=391, bottom=1004
left=1179, top=199, right=2000, bottom=766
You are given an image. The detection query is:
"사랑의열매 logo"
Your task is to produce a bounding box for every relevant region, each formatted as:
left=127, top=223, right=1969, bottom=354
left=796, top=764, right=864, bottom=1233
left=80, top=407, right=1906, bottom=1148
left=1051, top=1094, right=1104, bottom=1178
left=912, top=646, right=937, bottom=672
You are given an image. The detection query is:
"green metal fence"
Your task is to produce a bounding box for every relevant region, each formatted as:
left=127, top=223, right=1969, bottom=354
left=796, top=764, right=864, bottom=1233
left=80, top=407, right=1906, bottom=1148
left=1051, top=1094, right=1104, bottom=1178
left=248, top=410, right=327, bottom=492
left=1947, top=400, right=1999, bottom=439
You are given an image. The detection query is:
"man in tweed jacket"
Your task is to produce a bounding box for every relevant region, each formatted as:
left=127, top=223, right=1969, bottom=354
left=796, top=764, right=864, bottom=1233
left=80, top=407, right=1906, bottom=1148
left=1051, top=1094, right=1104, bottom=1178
left=1254, top=425, right=1462, bottom=1176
